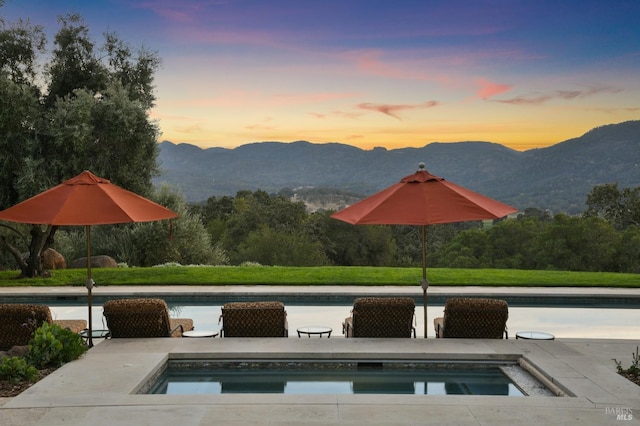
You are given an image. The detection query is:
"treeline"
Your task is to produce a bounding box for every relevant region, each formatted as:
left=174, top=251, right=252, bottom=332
left=189, top=183, right=640, bottom=273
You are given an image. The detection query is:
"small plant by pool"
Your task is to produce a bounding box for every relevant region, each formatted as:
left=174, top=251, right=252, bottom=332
left=612, top=346, right=640, bottom=387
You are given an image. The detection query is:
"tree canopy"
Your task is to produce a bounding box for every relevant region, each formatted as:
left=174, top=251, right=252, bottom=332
left=584, top=183, right=640, bottom=230
left=0, top=13, right=162, bottom=276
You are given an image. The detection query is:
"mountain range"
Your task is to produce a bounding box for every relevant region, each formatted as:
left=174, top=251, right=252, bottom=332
left=154, top=120, right=640, bottom=214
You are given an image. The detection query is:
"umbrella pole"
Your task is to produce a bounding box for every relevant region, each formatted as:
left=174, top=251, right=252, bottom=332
left=420, top=225, right=429, bottom=338
left=85, top=225, right=94, bottom=348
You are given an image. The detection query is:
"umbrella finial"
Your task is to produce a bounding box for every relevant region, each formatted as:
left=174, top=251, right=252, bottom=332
left=418, top=162, right=425, bottom=170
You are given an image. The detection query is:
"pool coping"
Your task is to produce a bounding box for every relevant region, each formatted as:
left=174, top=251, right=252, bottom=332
left=2, top=284, right=640, bottom=309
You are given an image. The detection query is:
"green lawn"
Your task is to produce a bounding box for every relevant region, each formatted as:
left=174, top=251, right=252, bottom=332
left=1, top=266, right=639, bottom=287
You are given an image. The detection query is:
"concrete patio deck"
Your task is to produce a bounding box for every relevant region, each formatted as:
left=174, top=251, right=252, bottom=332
left=0, top=285, right=638, bottom=425
left=1, top=337, right=639, bottom=425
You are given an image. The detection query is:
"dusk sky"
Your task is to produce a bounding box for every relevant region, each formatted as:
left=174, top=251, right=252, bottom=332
left=3, top=0, right=639, bottom=151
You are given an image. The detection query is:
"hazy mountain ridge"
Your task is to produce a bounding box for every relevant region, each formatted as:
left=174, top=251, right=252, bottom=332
left=155, top=120, right=640, bottom=214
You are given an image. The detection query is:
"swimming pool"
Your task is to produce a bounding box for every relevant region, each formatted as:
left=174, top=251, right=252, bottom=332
left=143, top=360, right=543, bottom=396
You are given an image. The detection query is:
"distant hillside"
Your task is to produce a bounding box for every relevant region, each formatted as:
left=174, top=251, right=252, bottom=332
left=154, top=120, right=640, bottom=214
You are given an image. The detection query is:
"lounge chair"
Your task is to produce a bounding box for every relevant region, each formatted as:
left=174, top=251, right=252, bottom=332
left=342, top=297, right=416, bottom=338
left=0, top=303, right=87, bottom=350
left=219, top=301, right=288, bottom=337
left=103, top=298, right=194, bottom=338
left=433, top=297, right=509, bottom=339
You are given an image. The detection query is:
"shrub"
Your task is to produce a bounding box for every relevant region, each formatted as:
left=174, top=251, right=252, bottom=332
left=234, top=225, right=329, bottom=266
left=613, top=346, right=640, bottom=378
left=26, top=322, right=87, bottom=369
left=0, top=356, right=39, bottom=383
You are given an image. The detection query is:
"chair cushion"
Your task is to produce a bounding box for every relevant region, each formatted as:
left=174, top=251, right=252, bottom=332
left=53, top=319, right=88, bottom=334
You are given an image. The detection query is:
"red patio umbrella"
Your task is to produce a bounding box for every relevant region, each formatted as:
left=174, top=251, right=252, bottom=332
left=0, top=171, right=178, bottom=346
left=331, top=163, right=518, bottom=337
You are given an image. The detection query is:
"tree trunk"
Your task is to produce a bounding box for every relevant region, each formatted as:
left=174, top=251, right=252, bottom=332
left=0, top=224, right=55, bottom=277
left=25, top=225, right=56, bottom=277
left=0, top=234, right=28, bottom=271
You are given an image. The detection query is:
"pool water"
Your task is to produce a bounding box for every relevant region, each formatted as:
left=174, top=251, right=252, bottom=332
left=146, top=361, right=526, bottom=396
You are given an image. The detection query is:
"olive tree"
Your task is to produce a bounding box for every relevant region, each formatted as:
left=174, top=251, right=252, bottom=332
left=0, top=13, right=162, bottom=276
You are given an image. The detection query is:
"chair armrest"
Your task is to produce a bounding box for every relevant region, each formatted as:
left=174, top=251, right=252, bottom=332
left=433, top=317, right=444, bottom=338
left=343, top=317, right=354, bottom=338
left=218, top=314, right=224, bottom=337
left=169, top=323, right=184, bottom=337
left=170, top=318, right=194, bottom=337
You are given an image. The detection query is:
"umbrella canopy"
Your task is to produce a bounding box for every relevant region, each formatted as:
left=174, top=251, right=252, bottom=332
left=331, top=163, right=518, bottom=337
left=331, top=165, right=516, bottom=226
left=0, top=170, right=177, bottom=225
left=0, top=171, right=178, bottom=346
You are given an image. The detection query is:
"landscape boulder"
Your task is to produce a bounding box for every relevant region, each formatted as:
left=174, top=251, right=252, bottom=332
left=22, top=248, right=67, bottom=270
left=0, top=345, right=29, bottom=361
left=68, top=255, right=118, bottom=269
left=21, top=248, right=66, bottom=269
left=42, top=248, right=66, bottom=270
